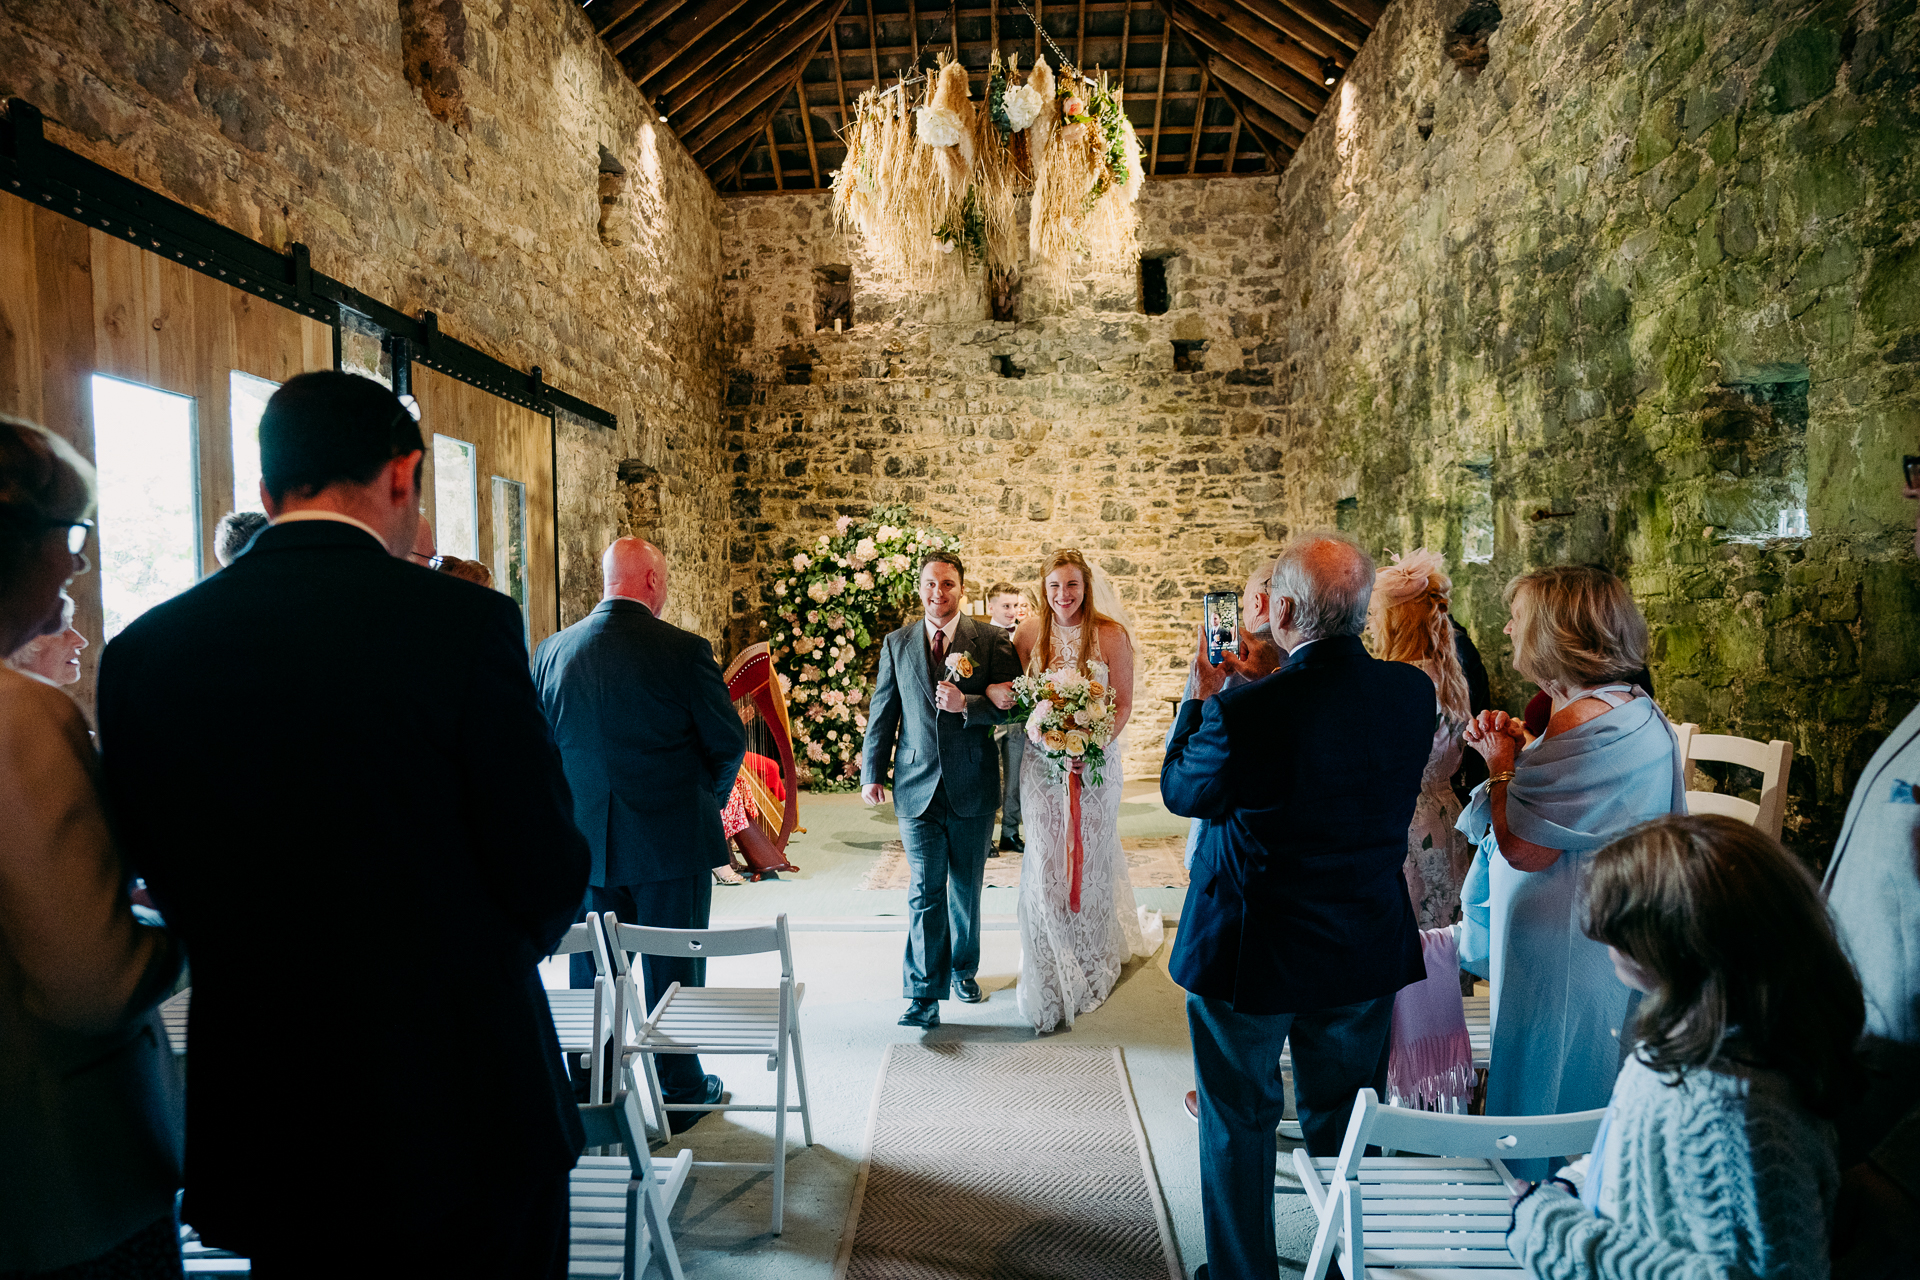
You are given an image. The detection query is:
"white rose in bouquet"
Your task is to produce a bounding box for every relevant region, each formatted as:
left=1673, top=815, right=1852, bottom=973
left=916, top=105, right=965, bottom=148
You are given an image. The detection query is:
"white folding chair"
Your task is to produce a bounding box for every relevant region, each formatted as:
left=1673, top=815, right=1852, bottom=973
left=1673, top=723, right=1793, bottom=840
left=571, top=1064, right=695, bottom=1280
left=603, top=911, right=813, bottom=1235
left=1296, top=1088, right=1605, bottom=1280
left=547, top=915, right=618, bottom=1105
left=160, top=988, right=190, bottom=1057
left=1276, top=1015, right=1491, bottom=1140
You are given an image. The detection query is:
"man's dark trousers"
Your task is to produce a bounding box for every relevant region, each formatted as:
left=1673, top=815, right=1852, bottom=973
left=571, top=876, right=712, bottom=1101
left=1187, top=991, right=1394, bottom=1280
left=901, top=783, right=993, bottom=996
left=997, top=730, right=1024, bottom=841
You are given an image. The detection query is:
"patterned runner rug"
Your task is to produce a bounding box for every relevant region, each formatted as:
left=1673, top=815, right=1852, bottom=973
left=857, top=836, right=1189, bottom=892
left=832, top=1043, right=1182, bottom=1280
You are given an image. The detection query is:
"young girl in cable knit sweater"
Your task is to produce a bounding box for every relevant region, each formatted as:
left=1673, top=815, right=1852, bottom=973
left=1507, top=813, right=1864, bottom=1280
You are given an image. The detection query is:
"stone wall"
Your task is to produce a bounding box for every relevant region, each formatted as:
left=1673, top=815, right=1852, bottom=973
left=720, top=179, right=1293, bottom=779
left=4, top=0, right=732, bottom=636
left=1269, top=0, right=1920, bottom=856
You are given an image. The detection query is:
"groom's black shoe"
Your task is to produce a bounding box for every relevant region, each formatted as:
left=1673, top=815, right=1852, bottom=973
left=899, top=998, right=941, bottom=1029
left=955, top=977, right=986, bottom=1003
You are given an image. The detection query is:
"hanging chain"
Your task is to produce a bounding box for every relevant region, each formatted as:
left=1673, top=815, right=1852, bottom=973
left=1009, top=0, right=1083, bottom=81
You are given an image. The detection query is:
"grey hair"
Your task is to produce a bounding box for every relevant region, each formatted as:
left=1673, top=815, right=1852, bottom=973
left=1269, top=530, right=1376, bottom=641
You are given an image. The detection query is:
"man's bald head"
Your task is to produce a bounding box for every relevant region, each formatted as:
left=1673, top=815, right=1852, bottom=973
left=1269, top=532, right=1375, bottom=643
left=604, top=537, right=669, bottom=614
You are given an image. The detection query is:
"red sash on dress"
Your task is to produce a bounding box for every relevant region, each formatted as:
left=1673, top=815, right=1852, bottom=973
left=1068, top=772, right=1084, bottom=914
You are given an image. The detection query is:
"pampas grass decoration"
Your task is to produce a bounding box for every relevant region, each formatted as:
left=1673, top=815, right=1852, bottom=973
left=1012, top=57, right=1056, bottom=184
left=921, top=57, right=976, bottom=199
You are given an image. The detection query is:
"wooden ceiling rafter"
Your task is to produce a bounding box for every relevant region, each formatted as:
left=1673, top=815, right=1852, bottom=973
left=581, top=0, right=1379, bottom=191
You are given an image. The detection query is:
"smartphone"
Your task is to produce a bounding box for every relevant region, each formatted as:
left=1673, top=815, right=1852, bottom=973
left=1905, top=455, right=1920, bottom=490
left=1203, top=591, right=1241, bottom=665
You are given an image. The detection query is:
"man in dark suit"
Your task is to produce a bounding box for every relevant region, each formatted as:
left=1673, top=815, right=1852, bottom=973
left=1163, top=531, right=1434, bottom=1280
left=97, top=372, right=589, bottom=1275
left=1450, top=618, right=1494, bottom=801
left=533, top=537, right=746, bottom=1116
left=860, top=552, right=1020, bottom=1028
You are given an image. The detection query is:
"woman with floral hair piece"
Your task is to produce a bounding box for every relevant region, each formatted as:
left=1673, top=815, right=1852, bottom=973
left=1368, top=548, right=1475, bottom=927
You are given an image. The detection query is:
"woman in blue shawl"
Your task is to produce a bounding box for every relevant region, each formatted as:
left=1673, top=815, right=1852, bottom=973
left=1456, top=567, right=1684, bottom=1175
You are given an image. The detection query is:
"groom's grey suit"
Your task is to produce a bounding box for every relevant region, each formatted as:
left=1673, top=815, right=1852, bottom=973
left=862, top=613, right=1021, bottom=997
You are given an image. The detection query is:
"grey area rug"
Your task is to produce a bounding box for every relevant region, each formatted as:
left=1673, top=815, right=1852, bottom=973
left=858, top=837, right=1190, bottom=892
left=833, top=1043, right=1182, bottom=1280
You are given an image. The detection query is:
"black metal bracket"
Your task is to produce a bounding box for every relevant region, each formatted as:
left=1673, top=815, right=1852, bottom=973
left=0, top=98, right=617, bottom=431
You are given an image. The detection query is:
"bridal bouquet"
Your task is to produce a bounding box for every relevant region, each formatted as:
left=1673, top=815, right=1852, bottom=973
left=1012, top=660, right=1116, bottom=787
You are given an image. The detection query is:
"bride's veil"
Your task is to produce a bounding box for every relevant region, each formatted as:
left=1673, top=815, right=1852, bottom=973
left=1088, top=563, right=1136, bottom=648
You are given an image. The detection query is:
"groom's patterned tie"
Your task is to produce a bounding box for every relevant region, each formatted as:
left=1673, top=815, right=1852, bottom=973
left=929, top=626, right=947, bottom=697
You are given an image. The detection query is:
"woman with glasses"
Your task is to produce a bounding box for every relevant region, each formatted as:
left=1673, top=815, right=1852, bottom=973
left=0, top=415, right=185, bottom=1277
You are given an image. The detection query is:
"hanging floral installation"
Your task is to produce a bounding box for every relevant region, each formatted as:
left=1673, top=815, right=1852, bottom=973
left=830, top=40, right=1145, bottom=295
left=766, top=506, right=964, bottom=790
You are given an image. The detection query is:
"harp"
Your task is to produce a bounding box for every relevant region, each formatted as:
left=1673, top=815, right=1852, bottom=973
left=723, top=642, right=803, bottom=879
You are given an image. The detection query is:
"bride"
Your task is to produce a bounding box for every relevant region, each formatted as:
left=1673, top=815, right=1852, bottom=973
left=998, top=549, right=1163, bottom=1034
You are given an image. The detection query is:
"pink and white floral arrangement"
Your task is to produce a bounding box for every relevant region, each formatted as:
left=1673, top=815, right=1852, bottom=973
left=1010, top=660, right=1117, bottom=787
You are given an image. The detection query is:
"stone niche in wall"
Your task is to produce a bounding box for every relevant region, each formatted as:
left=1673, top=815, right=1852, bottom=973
left=720, top=179, right=1294, bottom=779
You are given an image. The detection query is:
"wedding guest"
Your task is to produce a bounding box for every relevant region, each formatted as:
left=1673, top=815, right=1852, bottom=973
left=985, top=580, right=1026, bottom=854
left=1175, top=556, right=1284, bottom=1122
left=1449, top=619, right=1493, bottom=801
left=435, top=554, right=493, bottom=587
left=1457, top=565, right=1684, bottom=1178
left=1508, top=815, right=1861, bottom=1280
left=1, top=417, right=184, bottom=1276
left=1821, top=473, right=1920, bottom=1277
left=534, top=537, right=745, bottom=1119
left=1164, top=531, right=1433, bottom=1280
left=212, top=509, right=269, bottom=567
left=8, top=587, right=85, bottom=685
left=1368, top=549, right=1474, bottom=927
left=1171, top=558, right=1284, bottom=871
left=98, top=372, right=589, bottom=1274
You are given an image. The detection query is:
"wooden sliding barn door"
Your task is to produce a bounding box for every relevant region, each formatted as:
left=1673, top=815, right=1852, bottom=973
left=0, top=190, right=332, bottom=713
left=410, top=364, right=558, bottom=651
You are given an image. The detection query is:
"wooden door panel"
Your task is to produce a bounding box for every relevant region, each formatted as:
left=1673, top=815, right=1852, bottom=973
left=411, top=364, right=557, bottom=651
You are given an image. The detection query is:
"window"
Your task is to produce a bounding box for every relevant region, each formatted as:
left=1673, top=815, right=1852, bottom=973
left=1141, top=255, right=1171, bottom=315
left=91, top=375, right=199, bottom=640
left=491, top=475, right=529, bottom=640
left=1459, top=461, right=1494, bottom=564
left=229, top=370, right=277, bottom=514
left=434, top=435, right=479, bottom=560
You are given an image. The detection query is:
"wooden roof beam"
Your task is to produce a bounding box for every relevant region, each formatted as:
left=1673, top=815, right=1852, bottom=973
left=1209, top=75, right=1292, bottom=169
left=1329, top=0, right=1385, bottom=27
left=638, top=1, right=787, bottom=99
left=611, top=0, right=736, bottom=56
left=1198, top=52, right=1310, bottom=141
left=594, top=0, right=688, bottom=42
left=664, top=0, right=841, bottom=131
left=1161, top=1, right=1329, bottom=113
left=1182, top=0, right=1352, bottom=74
left=686, top=4, right=849, bottom=158
left=1264, top=0, right=1371, bottom=54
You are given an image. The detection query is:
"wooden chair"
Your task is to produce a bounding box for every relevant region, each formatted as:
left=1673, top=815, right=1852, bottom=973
left=1296, top=1088, right=1605, bottom=1280
left=603, top=911, right=813, bottom=1235
left=547, top=915, right=618, bottom=1105
left=1673, top=723, right=1793, bottom=840
left=570, top=1066, right=695, bottom=1280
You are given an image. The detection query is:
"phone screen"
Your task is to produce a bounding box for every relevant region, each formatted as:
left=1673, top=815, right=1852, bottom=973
left=1203, top=591, right=1241, bottom=665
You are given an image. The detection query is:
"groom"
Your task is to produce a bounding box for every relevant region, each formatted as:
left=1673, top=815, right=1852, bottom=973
left=862, top=552, right=1021, bottom=1028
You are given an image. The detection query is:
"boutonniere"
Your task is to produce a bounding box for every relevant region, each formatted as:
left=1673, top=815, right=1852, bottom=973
left=945, top=650, right=975, bottom=680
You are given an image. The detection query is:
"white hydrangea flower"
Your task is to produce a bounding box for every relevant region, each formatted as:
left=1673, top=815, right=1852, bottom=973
left=1003, top=84, right=1044, bottom=132
left=916, top=105, right=965, bottom=148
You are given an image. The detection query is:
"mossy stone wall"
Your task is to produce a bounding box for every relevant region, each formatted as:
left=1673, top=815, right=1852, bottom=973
left=1275, top=0, right=1920, bottom=856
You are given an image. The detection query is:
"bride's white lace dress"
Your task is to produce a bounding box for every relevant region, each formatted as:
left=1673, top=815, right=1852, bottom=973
left=1016, top=622, right=1164, bottom=1034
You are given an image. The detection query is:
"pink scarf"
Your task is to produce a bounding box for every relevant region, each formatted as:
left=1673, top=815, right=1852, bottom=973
left=1387, top=926, right=1475, bottom=1113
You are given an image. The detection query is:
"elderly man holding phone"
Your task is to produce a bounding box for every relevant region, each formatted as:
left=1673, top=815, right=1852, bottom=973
left=1163, top=531, right=1434, bottom=1280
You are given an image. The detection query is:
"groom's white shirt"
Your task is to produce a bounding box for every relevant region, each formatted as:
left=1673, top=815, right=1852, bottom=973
left=924, top=613, right=962, bottom=650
